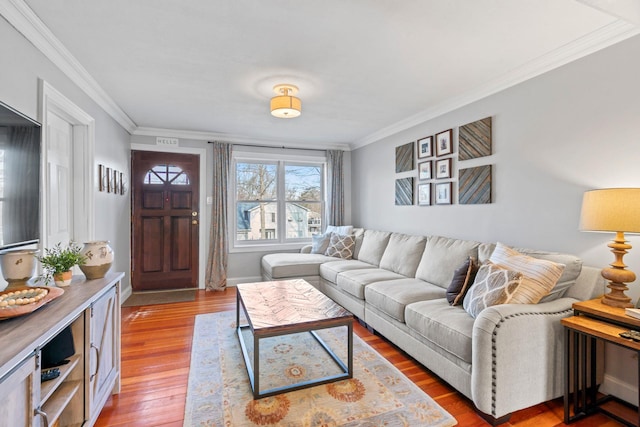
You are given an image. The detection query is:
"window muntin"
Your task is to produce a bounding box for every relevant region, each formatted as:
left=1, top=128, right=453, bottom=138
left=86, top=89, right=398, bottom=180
left=233, top=156, right=324, bottom=247
left=144, top=164, right=190, bottom=185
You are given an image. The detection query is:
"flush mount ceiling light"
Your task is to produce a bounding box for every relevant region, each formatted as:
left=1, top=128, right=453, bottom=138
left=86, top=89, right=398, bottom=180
left=270, top=84, right=301, bottom=118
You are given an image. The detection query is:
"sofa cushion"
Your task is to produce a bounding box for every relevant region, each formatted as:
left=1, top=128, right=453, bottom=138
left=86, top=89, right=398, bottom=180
left=319, top=260, right=373, bottom=283
left=324, top=233, right=356, bottom=259
left=405, top=299, right=475, bottom=364
left=352, top=228, right=365, bottom=259
left=378, top=233, right=427, bottom=277
left=336, top=268, right=404, bottom=299
left=490, top=242, right=565, bottom=304
left=365, top=278, right=445, bottom=322
left=415, top=236, right=480, bottom=289
left=446, top=257, right=479, bottom=305
left=356, top=230, right=392, bottom=266
left=462, top=262, right=523, bottom=318
left=261, top=253, right=336, bottom=279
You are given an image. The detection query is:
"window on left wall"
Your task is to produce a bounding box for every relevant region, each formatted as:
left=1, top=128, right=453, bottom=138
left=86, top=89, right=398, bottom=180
left=232, top=150, right=325, bottom=250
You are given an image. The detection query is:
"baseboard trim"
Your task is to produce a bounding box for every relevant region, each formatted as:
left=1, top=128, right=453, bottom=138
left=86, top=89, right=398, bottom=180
left=601, top=373, right=637, bottom=405
left=226, top=276, right=262, bottom=287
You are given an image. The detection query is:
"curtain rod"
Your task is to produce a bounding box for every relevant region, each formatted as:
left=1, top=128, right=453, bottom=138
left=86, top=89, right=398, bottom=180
left=208, top=141, right=328, bottom=153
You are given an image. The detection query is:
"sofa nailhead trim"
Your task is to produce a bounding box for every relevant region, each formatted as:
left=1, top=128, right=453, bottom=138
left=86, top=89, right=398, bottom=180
left=489, top=308, right=572, bottom=416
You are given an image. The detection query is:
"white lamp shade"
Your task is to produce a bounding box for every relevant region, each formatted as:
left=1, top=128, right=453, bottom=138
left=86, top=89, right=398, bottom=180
left=579, top=188, right=640, bottom=233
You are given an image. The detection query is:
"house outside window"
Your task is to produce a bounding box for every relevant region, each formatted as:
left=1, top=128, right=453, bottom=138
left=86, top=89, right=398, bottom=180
left=232, top=149, right=325, bottom=250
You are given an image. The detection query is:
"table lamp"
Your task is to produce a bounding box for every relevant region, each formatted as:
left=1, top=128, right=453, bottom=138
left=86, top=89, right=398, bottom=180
left=579, top=188, right=640, bottom=308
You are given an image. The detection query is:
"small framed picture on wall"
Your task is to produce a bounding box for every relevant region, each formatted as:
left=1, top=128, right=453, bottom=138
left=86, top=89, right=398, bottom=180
left=417, top=183, right=431, bottom=206
left=435, top=158, right=452, bottom=179
left=436, top=129, right=453, bottom=157
left=417, top=136, right=433, bottom=159
left=435, top=182, right=452, bottom=205
left=418, top=161, right=432, bottom=180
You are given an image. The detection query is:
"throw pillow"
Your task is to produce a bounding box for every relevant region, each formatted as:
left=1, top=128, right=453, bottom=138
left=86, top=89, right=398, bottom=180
left=325, top=225, right=354, bottom=236
left=463, top=262, right=522, bottom=318
left=446, top=257, right=479, bottom=306
left=324, top=233, right=356, bottom=259
left=310, top=233, right=331, bottom=254
left=489, top=242, right=565, bottom=304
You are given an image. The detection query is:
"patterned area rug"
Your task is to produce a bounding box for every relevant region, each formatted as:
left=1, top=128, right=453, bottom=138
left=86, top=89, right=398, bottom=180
left=183, top=311, right=457, bottom=426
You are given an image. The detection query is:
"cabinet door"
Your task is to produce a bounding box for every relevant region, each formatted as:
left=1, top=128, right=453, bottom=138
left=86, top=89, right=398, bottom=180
left=88, top=285, right=119, bottom=423
left=0, top=354, right=39, bottom=426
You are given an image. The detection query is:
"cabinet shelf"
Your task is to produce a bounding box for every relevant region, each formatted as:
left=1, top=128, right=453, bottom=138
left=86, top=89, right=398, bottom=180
left=42, top=380, right=81, bottom=426
left=40, top=353, right=82, bottom=405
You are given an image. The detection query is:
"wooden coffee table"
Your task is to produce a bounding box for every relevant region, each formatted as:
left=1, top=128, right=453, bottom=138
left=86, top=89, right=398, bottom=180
left=236, top=279, right=354, bottom=399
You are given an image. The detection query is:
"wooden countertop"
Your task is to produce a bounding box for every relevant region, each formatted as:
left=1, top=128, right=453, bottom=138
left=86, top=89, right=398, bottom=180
left=0, top=272, right=124, bottom=380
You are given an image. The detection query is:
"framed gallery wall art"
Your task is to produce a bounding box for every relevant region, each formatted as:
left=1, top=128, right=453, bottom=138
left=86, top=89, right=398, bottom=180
left=435, top=182, right=452, bottom=205
left=459, top=117, right=492, bottom=160
left=417, top=183, right=431, bottom=206
left=417, top=136, right=433, bottom=159
left=395, top=141, right=415, bottom=173
left=436, top=129, right=453, bottom=157
left=435, top=158, right=452, bottom=179
left=395, top=177, right=414, bottom=205
left=418, top=161, right=432, bottom=180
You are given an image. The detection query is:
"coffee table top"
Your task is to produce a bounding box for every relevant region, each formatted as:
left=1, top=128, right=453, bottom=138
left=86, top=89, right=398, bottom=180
left=236, top=279, right=352, bottom=333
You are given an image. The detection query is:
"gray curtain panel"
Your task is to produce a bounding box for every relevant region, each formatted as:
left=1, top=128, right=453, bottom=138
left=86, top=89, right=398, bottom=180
left=326, top=149, right=345, bottom=227
left=206, top=142, right=232, bottom=291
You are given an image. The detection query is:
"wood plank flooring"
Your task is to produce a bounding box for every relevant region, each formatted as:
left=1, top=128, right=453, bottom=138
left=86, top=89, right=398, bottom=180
left=96, top=288, right=624, bottom=426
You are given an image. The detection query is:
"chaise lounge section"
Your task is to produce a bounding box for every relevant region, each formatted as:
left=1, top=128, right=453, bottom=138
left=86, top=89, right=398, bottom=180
left=261, top=228, right=604, bottom=424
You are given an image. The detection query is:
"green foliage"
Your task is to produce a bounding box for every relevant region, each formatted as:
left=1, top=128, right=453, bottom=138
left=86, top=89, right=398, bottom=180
left=37, top=242, right=87, bottom=283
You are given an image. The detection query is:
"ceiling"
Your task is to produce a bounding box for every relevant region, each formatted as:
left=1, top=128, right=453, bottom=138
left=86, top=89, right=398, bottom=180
left=16, top=0, right=640, bottom=149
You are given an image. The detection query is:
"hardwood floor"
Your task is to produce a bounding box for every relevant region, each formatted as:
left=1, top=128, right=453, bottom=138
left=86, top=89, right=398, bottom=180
left=96, top=288, right=624, bottom=426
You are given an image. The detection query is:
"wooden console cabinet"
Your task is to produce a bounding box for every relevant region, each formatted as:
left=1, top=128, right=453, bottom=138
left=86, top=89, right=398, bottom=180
left=0, top=272, right=123, bottom=427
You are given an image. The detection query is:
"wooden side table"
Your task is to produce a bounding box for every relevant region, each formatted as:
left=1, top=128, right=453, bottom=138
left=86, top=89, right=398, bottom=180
left=562, top=298, right=640, bottom=426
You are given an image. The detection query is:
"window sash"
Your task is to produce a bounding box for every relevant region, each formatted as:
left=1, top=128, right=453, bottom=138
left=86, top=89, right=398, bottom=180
left=231, top=153, right=325, bottom=249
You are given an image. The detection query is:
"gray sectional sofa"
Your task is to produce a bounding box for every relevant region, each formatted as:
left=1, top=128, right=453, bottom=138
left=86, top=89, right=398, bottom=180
left=260, top=228, right=604, bottom=424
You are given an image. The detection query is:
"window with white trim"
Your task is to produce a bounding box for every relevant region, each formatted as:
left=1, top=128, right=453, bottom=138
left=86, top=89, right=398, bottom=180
left=232, top=150, right=325, bottom=248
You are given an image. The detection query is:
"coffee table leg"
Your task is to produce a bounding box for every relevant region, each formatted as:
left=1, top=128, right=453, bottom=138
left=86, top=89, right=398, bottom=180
left=348, top=321, right=353, bottom=379
left=254, top=333, right=260, bottom=399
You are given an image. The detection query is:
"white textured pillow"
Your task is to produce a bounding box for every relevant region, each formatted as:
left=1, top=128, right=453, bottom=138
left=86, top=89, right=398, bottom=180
left=325, top=225, right=354, bottom=236
left=489, top=242, right=565, bottom=304
left=310, top=234, right=331, bottom=254
left=463, top=262, right=522, bottom=318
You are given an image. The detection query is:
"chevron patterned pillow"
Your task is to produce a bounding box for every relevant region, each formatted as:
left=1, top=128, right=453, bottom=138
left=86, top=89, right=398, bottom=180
left=463, top=262, right=522, bottom=318
left=324, top=233, right=355, bottom=260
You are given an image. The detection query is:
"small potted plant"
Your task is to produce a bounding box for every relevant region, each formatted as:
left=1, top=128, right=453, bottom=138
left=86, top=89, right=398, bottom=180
left=37, top=241, right=87, bottom=286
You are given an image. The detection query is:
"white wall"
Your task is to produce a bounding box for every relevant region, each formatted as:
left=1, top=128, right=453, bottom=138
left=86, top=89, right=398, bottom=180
left=0, top=18, right=131, bottom=291
left=351, top=34, right=640, bottom=403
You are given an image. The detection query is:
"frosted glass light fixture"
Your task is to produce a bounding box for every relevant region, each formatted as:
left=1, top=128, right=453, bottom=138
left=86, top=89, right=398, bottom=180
left=270, top=84, right=301, bottom=118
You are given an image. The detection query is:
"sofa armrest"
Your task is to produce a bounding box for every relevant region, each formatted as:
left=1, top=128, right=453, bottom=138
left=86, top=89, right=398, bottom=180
left=471, top=298, right=577, bottom=418
left=300, top=245, right=312, bottom=254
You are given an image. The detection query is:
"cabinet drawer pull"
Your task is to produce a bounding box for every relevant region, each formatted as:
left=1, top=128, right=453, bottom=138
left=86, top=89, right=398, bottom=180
left=35, top=407, right=49, bottom=427
left=90, top=344, right=101, bottom=381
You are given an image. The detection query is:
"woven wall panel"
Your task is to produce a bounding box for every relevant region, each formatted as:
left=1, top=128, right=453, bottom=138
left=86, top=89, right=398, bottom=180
left=459, top=117, right=492, bottom=160
left=459, top=165, right=492, bottom=204
left=395, top=177, right=414, bottom=205
left=395, top=141, right=415, bottom=172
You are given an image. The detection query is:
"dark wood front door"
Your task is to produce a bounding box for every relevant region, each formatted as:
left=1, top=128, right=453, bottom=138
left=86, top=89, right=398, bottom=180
left=131, top=151, right=199, bottom=291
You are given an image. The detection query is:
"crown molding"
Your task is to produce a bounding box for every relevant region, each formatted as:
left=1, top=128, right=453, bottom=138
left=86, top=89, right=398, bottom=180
left=351, top=20, right=640, bottom=150
left=0, top=0, right=137, bottom=133
left=133, top=127, right=351, bottom=151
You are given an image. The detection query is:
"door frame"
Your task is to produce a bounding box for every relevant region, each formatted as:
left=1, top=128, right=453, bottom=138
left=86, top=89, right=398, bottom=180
left=130, top=143, right=207, bottom=288
left=39, top=79, right=95, bottom=249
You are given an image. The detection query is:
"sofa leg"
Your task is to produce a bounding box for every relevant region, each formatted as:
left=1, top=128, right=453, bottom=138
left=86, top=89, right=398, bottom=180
left=356, top=318, right=375, bottom=334
left=477, top=411, right=511, bottom=426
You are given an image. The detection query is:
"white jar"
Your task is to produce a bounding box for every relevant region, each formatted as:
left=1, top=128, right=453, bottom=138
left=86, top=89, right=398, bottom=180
left=0, top=249, right=39, bottom=285
left=79, top=241, right=114, bottom=280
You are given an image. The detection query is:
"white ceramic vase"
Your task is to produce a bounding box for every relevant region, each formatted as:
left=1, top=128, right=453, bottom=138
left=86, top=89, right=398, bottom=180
left=0, top=249, right=39, bottom=285
left=79, top=241, right=114, bottom=280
